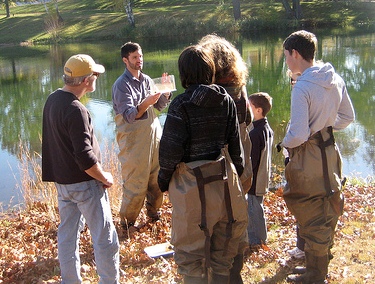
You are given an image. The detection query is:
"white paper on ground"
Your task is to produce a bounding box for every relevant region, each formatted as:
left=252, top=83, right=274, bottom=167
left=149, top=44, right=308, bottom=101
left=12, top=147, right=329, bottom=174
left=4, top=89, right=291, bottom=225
left=144, top=242, right=174, bottom=258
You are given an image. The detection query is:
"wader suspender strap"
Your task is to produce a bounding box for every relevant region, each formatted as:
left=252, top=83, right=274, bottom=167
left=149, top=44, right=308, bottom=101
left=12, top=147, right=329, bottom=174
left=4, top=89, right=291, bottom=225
left=316, top=126, right=335, bottom=197
left=193, top=158, right=236, bottom=268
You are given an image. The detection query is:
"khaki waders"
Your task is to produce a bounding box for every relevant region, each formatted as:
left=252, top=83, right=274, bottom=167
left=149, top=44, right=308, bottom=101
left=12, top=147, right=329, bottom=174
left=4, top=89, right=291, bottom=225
left=284, top=127, right=345, bottom=283
left=115, top=108, right=163, bottom=225
left=169, top=147, right=248, bottom=283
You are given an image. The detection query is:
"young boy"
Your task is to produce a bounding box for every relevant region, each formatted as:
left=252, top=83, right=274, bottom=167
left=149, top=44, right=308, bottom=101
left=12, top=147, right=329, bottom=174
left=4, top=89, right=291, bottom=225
left=247, top=92, right=273, bottom=249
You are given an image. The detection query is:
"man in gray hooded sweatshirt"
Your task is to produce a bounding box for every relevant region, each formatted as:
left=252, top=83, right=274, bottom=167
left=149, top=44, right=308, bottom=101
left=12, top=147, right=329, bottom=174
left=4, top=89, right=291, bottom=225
left=280, top=30, right=355, bottom=283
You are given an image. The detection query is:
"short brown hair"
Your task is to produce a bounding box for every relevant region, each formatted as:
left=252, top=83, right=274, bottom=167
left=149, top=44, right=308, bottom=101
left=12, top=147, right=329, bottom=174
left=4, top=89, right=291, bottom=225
left=283, top=30, right=317, bottom=62
left=178, top=45, right=215, bottom=89
left=121, top=42, right=142, bottom=59
left=249, top=92, right=272, bottom=117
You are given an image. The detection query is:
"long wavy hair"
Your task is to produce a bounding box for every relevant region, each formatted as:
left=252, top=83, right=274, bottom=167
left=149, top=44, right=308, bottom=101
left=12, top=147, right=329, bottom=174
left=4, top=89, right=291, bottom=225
left=198, top=34, right=248, bottom=88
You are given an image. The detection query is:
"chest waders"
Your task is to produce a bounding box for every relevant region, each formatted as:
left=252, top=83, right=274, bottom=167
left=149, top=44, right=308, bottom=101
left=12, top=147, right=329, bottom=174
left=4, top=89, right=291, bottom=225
left=115, top=108, right=163, bottom=225
left=193, top=156, right=235, bottom=269
left=315, top=126, right=344, bottom=216
left=285, top=127, right=344, bottom=283
left=169, top=147, right=248, bottom=279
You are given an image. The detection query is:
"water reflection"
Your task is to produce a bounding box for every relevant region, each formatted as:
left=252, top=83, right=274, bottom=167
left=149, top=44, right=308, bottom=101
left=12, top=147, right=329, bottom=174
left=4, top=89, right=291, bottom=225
left=87, top=99, right=116, bottom=142
left=0, top=31, right=374, bottom=206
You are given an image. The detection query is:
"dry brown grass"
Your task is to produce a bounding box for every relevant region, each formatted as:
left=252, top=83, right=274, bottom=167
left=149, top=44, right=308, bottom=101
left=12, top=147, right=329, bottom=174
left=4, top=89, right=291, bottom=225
left=0, top=142, right=374, bottom=283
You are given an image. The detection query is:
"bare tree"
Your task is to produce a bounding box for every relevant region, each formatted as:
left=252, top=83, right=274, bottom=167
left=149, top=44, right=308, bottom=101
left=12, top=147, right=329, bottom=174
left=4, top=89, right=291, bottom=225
left=41, top=0, right=64, bottom=41
left=113, top=0, right=136, bottom=27
left=124, top=0, right=135, bottom=27
left=41, top=0, right=49, bottom=13
left=53, top=0, right=64, bottom=24
left=4, top=0, right=10, bottom=17
left=41, top=0, right=63, bottom=23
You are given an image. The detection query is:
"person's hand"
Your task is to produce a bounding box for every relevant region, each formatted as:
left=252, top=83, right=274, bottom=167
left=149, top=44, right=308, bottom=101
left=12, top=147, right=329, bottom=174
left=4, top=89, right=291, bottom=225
left=162, top=72, right=169, bottom=83
left=282, top=147, right=288, bottom=158
left=276, top=142, right=282, bottom=152
left=145, top=92, right=162, bottom=106
left=102, top=171, right=114, bottom=188
left=162, top=92, right=172, bottom=99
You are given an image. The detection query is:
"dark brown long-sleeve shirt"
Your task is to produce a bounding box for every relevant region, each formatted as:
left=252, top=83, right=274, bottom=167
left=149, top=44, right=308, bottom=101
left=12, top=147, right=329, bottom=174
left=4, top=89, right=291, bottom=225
left=42, top=89, right=100, bottom=184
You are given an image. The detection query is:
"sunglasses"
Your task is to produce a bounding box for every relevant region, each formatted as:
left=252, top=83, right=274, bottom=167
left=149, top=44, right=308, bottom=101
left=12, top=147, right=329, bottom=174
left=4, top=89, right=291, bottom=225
left=92, top=72, right=100, bottom=78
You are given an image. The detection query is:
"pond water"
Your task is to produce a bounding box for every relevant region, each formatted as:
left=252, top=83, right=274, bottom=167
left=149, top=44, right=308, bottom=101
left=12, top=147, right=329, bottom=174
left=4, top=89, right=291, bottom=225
left=1, top=30, right=374, bottom=208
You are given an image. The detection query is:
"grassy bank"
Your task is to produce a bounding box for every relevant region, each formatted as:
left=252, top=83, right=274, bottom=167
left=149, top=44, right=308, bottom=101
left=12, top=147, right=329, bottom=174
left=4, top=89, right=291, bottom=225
left=0, top=0, right=374, bottom=45
left=1, top=142, right=375, bottom=283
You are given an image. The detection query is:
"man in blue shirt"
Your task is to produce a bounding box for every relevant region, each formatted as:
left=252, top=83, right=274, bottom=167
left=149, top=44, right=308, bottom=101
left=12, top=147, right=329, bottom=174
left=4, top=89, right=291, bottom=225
left=112, top=42, right=171, bottom=230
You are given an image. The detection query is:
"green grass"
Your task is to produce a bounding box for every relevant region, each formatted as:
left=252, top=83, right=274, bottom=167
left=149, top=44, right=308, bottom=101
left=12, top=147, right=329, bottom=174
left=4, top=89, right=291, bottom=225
left=0, top=0, right=374, bottom=45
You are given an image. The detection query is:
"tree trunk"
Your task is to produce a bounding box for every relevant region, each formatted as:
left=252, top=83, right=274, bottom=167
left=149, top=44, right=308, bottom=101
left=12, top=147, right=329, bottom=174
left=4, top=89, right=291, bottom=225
left=292, top=0, right=302, bottom=20
left=232, top=0, right=241, bottom=21
left=5, top=0, right=10, bottom=18
left=42, top=0, right=49, bottom=13
left=281, top=0, right=302, bottom=20
left=281, top=0, right=293, bottom=16
left=124, top=0, right=135, bottom=27
left=54, top=0, right=64, bottom=24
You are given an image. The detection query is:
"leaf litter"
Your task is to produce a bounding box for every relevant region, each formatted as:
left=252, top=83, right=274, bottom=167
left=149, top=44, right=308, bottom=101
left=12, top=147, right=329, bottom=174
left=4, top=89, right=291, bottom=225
left=1, top=182, right=375, bottom=283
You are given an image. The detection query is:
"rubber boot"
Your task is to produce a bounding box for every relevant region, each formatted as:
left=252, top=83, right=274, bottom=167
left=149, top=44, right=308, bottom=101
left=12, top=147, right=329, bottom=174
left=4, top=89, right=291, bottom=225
left=287, top=252, right=328, bottom=283
left=292, top=249, right=333, bottom=275
left=209, top=273, right=230, bottom=284
left=229, top=254, right=244, bottom=284
left=184, top=275, right=208, bottom=284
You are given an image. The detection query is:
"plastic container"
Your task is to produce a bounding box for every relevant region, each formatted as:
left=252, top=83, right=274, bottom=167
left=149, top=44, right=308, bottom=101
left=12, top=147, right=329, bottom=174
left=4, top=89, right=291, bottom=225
left=151, top=74, right=176, bottom=94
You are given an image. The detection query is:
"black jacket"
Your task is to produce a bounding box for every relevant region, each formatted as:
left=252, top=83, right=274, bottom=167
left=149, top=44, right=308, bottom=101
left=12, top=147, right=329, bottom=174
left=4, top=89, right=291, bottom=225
left=158, top=84, right=244, bottom=192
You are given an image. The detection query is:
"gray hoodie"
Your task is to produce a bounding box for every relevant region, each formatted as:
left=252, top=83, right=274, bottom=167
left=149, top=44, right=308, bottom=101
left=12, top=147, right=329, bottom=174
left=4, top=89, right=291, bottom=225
left=283, top=62, right=355, bottom=148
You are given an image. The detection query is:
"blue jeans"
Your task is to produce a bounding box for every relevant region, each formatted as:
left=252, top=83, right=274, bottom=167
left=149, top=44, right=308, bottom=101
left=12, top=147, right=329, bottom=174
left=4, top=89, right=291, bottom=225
left=56, top=180, right=120, bottom=284
left=247, top=194, right=267, bottom=245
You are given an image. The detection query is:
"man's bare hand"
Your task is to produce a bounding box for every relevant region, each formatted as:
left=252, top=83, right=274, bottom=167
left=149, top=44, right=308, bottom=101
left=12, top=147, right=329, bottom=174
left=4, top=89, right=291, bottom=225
left=102, top=171, right=114, bottom=188
left=145, top=92, right=162, bottom=106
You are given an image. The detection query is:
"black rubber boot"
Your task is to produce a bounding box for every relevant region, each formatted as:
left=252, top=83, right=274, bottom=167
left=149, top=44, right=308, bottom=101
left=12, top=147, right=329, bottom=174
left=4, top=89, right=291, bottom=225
left=184, top=275, right=208, bottom=284
left=287, top=252, right=328, bottom=283
left=209, top=273, right=230, bottom=284
left=229, top=253, right=244, bottom=284
left=292, top=249, right=333, bottom=276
